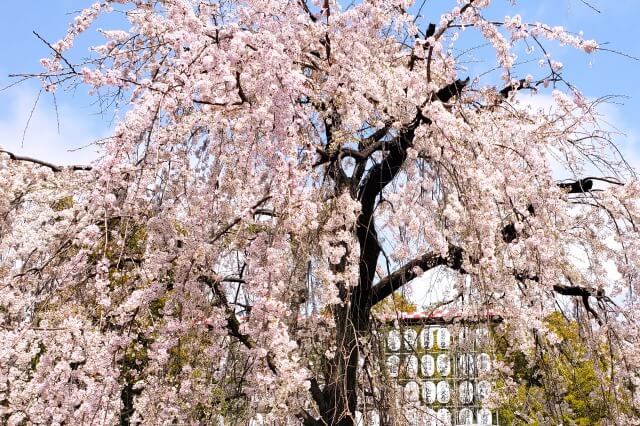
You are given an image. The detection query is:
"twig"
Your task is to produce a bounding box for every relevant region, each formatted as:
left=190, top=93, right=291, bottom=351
left=21, top=89, right=41, bottom=148
left=33, top=31, right=77, bottom=73
left=578, top=0, right=601, bottom=14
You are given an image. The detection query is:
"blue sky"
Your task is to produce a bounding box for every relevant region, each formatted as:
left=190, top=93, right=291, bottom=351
left=1, top=0, right=639, bottom=166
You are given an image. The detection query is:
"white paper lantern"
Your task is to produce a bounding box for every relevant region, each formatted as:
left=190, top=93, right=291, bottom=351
left=388, top=330, right=401, bottom=351
left=477, top=353, right=491, bottom=374
left=421, top=327, right=434, bottom=349
left=476, top=380, right=491, bottom=402
left=478, top=408, right=492, bottom=425
left=422, top=381, right=436, bottom=404
left=424, top=408, right=438, bottom=426
left=421, top=354, right=435, bottom=377
left=458, top=353, right=476, bottom=377
left=457, top=354, right=468, bottom=377
left=405, top=408, right=418, bottom=425
left=405, top=355, right=419, bottom=378
left=437, top=327, right=451, bottom=349
left=458, top=327, right=472, bottom=349
left=386, top=355, right=399, bottom=377
left=437, top=408, right=452, bottom=425
left=367, top=411, right=380, bottom=426
left=436, top=381, right=451, bottom=404
left=458, top=408, right=474, bottom=425
left=404, top=381, right=420, bottom=403
left=436, top=354, right=451, bottom=376
left=459, top=380, right=474, bottom=404
left=404, top=328, right=417, bottom=348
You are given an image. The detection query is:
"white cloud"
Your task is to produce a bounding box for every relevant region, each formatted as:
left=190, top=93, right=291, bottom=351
left=0, top=86, right=107, bottom=166
left=405, top=267, right=457, bottom=310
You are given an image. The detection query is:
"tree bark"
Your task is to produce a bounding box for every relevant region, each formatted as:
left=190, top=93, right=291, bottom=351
left=317, top=79, right=471, bottom=425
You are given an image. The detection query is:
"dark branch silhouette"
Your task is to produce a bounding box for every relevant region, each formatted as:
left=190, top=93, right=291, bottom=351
left=558, top=178, right=593, bottom=194
left=1, top=149, right=92, bottom=172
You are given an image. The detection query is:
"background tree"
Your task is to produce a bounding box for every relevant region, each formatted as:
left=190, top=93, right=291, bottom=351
left=495, top=312, right=635, bottom=425
left=1, top=0, right=639, bottom=425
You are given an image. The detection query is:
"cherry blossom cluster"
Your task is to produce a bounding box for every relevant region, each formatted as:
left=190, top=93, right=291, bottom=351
left=2, top=0, right=638, bottom=424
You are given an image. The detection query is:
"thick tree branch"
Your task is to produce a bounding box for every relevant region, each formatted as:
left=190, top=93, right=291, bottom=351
left=314, top=76, right=468, bottom=174
left=313, top=146, right=366, bottom=167
left=1, top=149, right=92, bottom=172
left=434, top=77, right=470, bottom=103
left=558, top=178, right=593, bottom=194
left=298, top=0, right=318, bottom=22
left=295, top=409, right=322, bottom=426
left=499, top=78, right=527, bottom=98
left=370, top=245, right=465, bottom=306
left=356, top=77, right=470, bottom=304
left=373, top=248, right=608, bottom=318
left=356, top=79, right=473, bottom=210
left=517, top=275, right=605, bottom=322
left=552, top=283, right=604, bottom=298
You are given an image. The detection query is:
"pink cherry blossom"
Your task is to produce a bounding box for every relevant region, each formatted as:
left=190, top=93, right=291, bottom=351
left=1, top=1, right=637, bottom=424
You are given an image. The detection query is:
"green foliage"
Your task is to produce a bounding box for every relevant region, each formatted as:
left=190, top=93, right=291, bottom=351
left=372, top=291, right=417, bottom=315
left=51, top=195, right=74, bottom=211
left=496, top=313, right=620, bottom=425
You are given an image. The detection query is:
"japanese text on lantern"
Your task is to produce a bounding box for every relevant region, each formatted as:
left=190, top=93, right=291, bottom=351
left=383, top=314, right=498, bottom=426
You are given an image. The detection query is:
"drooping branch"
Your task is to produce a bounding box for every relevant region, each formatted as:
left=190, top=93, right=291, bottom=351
left=501, top=177, right=624, bottom=243
left=1, top=149, right=92, bottom=172
left=200, top=275, right=278, bottom=374
left=210, top=195, right=272, bottom=243
left=432, top=1, right=478, bottom=41
left=193, top=71, right=248, bottom=107
left=203, top=274, right=327, bottom=423
left=33, top=31, right=77, bottom=74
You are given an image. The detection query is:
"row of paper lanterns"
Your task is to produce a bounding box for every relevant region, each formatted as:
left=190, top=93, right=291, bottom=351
left=402, top=379, right=491, bottom=405
left=387, top=327, right=490, bottom=351
left=354, top=407, right=493, bottom=425
left=387, top=352, right=491, bottom=378
left=251, top=407, right=493, bottom=426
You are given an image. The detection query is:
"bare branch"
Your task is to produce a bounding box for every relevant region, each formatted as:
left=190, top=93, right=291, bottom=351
left=0, top=149, right=92, bottom=172
left=33, top=31, right=77, bottom=74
